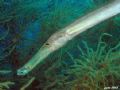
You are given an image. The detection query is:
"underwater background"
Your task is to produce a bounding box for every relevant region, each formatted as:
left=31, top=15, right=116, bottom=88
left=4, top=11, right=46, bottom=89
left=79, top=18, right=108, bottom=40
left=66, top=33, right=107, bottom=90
left=0, top=0, right=120, bottom=90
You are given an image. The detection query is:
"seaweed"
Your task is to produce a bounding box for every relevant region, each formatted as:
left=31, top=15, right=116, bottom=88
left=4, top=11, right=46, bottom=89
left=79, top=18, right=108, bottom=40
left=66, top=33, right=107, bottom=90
left=44, top=33, right=120, bottom=90
left=0, top=81, right=14, bottom=90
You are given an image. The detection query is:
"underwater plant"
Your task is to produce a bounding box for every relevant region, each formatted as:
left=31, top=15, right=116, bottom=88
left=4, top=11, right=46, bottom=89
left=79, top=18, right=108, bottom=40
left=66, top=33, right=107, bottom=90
left=0, top=81, right=14, bottom=90
left=20, top=77, right=35, bottom=90
left=44, top=33, right=120, bottom=90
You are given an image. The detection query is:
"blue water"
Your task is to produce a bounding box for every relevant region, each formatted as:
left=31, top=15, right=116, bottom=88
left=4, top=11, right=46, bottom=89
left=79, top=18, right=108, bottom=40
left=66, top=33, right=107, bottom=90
left=0, top=0, right=120, bottom=89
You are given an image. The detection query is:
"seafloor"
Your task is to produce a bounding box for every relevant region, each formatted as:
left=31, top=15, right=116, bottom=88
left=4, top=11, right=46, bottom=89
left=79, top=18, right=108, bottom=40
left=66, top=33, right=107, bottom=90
left=0, top=0, right=120, bottom=90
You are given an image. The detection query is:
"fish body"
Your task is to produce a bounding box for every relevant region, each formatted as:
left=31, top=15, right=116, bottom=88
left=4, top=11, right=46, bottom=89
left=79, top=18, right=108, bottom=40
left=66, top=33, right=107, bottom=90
left=17, top=0, right=120, bottom=76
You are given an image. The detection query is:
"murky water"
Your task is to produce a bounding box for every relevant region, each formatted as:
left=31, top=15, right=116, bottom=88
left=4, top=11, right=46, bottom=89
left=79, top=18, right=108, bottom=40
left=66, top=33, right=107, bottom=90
left=0, top=0, right=120, bottom=90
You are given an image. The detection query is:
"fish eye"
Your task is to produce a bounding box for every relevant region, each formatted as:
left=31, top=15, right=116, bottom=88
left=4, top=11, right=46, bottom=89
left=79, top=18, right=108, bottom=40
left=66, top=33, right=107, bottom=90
left=19, top=71, right=24, bottom=74
left=17, top=68, right=28, bottom=76
left=45, top=43, right=50, bottom=45
left=17, top=71, right=25, bottom=75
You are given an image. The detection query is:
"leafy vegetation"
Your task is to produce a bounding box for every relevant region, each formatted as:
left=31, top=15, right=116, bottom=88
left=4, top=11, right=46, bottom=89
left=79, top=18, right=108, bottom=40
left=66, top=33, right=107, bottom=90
left=44, top=33, right=120, bottom=90
left=0, top=81, right=14, bottom=90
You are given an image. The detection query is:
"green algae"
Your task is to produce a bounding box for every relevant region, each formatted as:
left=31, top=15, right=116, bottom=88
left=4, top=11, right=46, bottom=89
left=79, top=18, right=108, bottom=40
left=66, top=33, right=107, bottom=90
left=44, top=33, right=120, bottom=90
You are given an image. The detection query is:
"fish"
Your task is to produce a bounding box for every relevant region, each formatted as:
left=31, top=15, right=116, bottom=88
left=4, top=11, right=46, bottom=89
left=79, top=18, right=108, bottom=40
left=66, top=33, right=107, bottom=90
left=17, top=0, right=120, bottom=76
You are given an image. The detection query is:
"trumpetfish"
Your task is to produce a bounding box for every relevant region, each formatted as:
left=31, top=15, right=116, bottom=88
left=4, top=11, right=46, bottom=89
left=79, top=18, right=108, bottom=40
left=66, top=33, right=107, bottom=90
left=17, top=0, right=120, bottom=76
